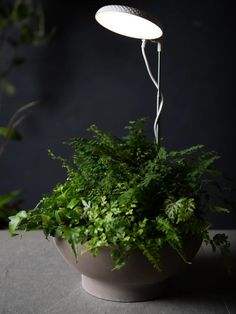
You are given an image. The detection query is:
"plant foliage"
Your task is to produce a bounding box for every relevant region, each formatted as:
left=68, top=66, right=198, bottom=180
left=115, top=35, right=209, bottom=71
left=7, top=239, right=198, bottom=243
left=0, top=0, right=50, bottom=228
left=9, top=118, right=233, bottom=271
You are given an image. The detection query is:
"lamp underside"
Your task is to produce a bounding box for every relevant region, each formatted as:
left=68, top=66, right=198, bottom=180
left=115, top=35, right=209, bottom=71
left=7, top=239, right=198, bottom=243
left=95, top=5, right=163, bottom=40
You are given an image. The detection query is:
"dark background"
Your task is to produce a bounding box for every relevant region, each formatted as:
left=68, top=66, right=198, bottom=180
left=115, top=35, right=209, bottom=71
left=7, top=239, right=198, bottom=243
left=1, top=0, right=235, bottom=228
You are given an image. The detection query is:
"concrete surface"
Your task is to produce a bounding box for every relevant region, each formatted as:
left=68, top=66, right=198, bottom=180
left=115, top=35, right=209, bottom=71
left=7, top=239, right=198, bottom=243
left=0, top=230, right=235, bottom=314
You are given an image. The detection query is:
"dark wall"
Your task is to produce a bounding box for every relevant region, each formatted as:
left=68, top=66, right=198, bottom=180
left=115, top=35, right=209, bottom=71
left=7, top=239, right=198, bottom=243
left=1, top=0, right=235, bottom=228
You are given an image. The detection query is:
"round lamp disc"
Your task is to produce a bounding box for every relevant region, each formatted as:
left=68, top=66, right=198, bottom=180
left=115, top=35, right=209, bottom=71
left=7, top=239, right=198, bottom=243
left=95, top=5, right=163, bottom=40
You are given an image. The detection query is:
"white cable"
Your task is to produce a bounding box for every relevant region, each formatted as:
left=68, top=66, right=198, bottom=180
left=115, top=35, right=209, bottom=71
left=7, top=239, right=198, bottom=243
left=154, top=94, right=163, bottom=140
left=141, top=39, right=163, bottom=144
left=141, top=40, right=158, bottom=89
left=156, top=43, right=161, bottom=142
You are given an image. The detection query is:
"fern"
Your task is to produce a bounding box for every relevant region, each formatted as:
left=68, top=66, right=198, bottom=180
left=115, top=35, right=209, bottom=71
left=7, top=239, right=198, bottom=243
left=9, top=118, right=233, bottom=272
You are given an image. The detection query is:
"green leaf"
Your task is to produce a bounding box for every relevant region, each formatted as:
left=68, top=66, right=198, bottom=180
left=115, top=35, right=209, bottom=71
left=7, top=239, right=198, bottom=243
left=164, top=198, right=195, bottom=224
left=67, top=198, right=79, bottom=210
left=157, top=146, right=167, bottom=160
left=9, top=210, right=27, bottom=236
left=71, top=232, right=79, bottom=259
left=0, top=191, right=20, bottom=207
left=169, top=145, right=204, bottom=157
left=55, top=211, right=62, bottom=224
left=210, top=206, right=230, bottom=214
left=41, top=214, right=51, bottom=226
left=0, top=127, right=22, bottom=140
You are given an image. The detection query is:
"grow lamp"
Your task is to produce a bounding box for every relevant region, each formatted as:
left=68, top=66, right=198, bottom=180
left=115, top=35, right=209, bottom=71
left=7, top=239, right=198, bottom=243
left=95, top=5, right=164, bottom=144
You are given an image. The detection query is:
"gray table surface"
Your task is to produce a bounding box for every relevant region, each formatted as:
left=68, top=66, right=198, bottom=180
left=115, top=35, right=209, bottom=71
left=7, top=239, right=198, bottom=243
left=0, top=230, right=235, bottom=314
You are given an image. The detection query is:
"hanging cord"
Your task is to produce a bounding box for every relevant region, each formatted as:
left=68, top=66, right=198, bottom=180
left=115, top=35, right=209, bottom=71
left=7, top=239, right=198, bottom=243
left=155, top=42, right=161, bottom=142
left=141, top=39, right=163, bottom=144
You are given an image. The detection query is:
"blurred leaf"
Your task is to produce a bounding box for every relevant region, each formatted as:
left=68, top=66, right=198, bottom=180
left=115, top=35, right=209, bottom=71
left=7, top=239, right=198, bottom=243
left=20, top=24, right=34, bottom=44
left=0, top=190, right=20, bottom=207
left=210, top=205, right=230, bottom=214
left=11, top=0, right=30, bottom=22
left=0, top=127, right=22, bottom=140
left=0, top=81, right=16, bottom=96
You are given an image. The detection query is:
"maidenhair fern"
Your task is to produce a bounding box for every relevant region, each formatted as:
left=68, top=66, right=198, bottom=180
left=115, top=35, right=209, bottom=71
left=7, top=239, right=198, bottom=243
left=9, top=118, right=233, bottom=272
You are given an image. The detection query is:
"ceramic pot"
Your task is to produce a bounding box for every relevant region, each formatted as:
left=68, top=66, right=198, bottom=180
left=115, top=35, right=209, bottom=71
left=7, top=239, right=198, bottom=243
left=54, top=236, right=201, bottom=302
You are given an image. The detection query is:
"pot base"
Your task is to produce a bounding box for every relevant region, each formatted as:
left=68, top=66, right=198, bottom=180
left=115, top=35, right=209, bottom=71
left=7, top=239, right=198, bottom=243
left=81, top=274, right=166, bottom=302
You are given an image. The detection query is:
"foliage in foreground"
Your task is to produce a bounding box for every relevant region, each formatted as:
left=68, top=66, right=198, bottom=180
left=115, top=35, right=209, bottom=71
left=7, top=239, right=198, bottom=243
left=9, top=119, right=233, bottom=271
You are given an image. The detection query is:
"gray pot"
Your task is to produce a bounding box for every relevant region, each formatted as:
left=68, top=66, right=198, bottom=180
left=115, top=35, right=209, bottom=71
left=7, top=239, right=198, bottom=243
left=54, top=236, right=201, bottom=302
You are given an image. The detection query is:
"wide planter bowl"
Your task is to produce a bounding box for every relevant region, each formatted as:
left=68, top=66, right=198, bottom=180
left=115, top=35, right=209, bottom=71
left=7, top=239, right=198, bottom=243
left=54, top=236, right=202, bottom=302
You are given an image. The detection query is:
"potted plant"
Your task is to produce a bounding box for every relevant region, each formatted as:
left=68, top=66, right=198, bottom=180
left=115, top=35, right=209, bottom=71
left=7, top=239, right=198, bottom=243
left=9, top=118, right=232, bottom=301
